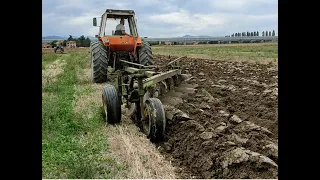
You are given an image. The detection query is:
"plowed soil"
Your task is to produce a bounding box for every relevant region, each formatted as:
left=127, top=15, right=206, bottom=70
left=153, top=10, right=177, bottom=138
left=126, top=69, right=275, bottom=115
left=153, top=54, right=278, bottom=179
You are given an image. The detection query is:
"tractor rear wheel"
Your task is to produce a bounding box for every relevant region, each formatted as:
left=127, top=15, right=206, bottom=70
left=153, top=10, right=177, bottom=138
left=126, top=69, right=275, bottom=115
left=90, top=41, right=108, bottom=83
left=142, top=98, right=166, bottom=141
left=137, top=41, right=154, bottom=65
left=102, top=85, right=121, bottom=124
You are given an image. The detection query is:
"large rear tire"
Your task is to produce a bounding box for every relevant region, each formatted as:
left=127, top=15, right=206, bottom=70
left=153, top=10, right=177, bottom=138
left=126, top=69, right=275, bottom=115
left=102, top=85, right=121, bottom=124
left=90, top=41, right=108, bottom=83
left=137, top=41, right=154, bottom=65
left=142, top=98, right=166, bottom=141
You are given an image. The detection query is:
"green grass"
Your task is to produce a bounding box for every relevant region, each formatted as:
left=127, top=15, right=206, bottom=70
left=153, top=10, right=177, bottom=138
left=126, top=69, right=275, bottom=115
left=152, top=43, right=278, bottom=60
left=42, top=53, right=61, bottom=69
left=42, top=52, right=127, bottom=178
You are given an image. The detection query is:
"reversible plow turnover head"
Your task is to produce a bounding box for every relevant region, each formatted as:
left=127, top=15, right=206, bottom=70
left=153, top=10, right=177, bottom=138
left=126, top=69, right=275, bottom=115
left=101, top=56, right=192, bottom=141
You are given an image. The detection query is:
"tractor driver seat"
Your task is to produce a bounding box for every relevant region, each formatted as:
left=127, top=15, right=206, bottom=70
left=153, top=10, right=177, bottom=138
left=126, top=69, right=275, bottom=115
left=114, top=30, right=124, bottom=35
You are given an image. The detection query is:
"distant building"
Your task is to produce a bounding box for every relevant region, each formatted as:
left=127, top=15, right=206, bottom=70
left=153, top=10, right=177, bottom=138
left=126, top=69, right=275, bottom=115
left=42, top=43, right=51, bottom=48
left=66, top=41, right=77, bottom=48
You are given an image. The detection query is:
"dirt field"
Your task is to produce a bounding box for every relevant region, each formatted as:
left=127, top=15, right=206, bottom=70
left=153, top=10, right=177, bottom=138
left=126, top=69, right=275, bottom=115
left=153, top=54, right=278, bottom=179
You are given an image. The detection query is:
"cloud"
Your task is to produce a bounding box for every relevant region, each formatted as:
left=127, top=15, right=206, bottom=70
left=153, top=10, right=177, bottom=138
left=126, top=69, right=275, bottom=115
left=210, top=0, right=275, bottom=11
left=42, top=0, right=278, bottom=37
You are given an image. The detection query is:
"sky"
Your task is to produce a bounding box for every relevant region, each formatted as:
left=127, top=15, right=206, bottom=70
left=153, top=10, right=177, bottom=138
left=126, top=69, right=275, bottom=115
left=42, top=0, right=278, bottom=38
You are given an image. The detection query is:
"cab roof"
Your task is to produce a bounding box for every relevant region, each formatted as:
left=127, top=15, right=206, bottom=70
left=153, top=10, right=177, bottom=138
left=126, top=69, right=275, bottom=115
left=105, top=9, right=135, bottom=19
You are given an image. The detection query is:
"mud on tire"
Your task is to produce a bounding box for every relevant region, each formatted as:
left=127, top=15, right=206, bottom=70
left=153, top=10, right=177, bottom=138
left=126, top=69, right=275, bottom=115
left=143, top=98, right=166, bottom=141
left=102, top=85, right=121, bottom=124
left=137, top=41, right=154, bottom=65
left=90, top=41, right=108, bottom=83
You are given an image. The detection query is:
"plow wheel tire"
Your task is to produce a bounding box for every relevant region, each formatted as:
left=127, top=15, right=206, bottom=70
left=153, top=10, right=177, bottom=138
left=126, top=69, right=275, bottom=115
left=90, top=41, right=108, bottom=83
left=102, top=85, right=121, bottom=124
left=138, top=41, right=154, bottom=65
left=143, top=98, right=166, bottom=141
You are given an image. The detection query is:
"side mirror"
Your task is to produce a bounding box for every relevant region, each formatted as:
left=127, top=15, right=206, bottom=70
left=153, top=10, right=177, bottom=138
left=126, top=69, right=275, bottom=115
left=93, top=17, right=97, bottom=26
left=95, top=35, right=99, bottom=38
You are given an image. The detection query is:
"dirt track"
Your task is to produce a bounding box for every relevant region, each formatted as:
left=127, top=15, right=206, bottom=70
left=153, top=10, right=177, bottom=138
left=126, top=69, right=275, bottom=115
left=153, top=54, right=278, bottom=179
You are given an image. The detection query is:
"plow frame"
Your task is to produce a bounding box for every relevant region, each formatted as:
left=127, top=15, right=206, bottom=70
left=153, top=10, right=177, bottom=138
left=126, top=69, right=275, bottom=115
left=105, top=56, right=186, bottom=140
left=116, top=56, right=185, bottom=108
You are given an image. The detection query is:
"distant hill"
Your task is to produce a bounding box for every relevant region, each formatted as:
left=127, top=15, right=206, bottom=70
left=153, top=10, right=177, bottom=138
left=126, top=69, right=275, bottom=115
left=42, top=35, right=65, bottom=40
left=72, top=36, right=96, bottom=40
left=43, top=35, right=215, bottom=40
left=42, top=35, right=97, bottom=40
left=181, top=35, right=213, bottom=38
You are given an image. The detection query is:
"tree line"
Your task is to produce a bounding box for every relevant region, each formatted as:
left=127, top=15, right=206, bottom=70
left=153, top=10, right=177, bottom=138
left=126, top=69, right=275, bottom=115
left=231, top=30, right=276, bottom=37
left=50, top=35, right=92, bottom=47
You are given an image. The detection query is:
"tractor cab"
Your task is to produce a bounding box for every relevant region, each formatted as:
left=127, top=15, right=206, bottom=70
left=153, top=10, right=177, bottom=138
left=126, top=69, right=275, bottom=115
left=92, top=9, right=142, bottom=52
left=93, top=9, right=138, bottom=37
left=90, top=9, right=153, bottom=84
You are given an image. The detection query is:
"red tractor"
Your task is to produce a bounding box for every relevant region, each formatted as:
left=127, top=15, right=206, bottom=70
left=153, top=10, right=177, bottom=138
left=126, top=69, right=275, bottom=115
left=90, top=9, right=153, bottom=83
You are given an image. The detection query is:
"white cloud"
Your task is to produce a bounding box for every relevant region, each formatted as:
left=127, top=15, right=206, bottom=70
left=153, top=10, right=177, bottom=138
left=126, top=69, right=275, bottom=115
left=149, top=11, right=226, bottom=31
left=42, top=0, right=278, bottom=37
left=210, top=0, right=249, bottom=10
left=210, top=0, right=277, bottom=11
left=146, top=11, right=277, bottom=37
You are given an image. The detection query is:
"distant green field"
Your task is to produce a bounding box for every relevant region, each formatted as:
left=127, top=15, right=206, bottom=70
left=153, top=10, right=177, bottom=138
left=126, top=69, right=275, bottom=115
left=152, top=43, right=278, bottom=64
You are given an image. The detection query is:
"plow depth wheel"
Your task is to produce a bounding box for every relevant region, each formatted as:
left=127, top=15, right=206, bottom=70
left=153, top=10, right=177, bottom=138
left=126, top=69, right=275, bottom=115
left=102, top=85, right=121, bottom=124
left=142, top=98, right=166, bottom=141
